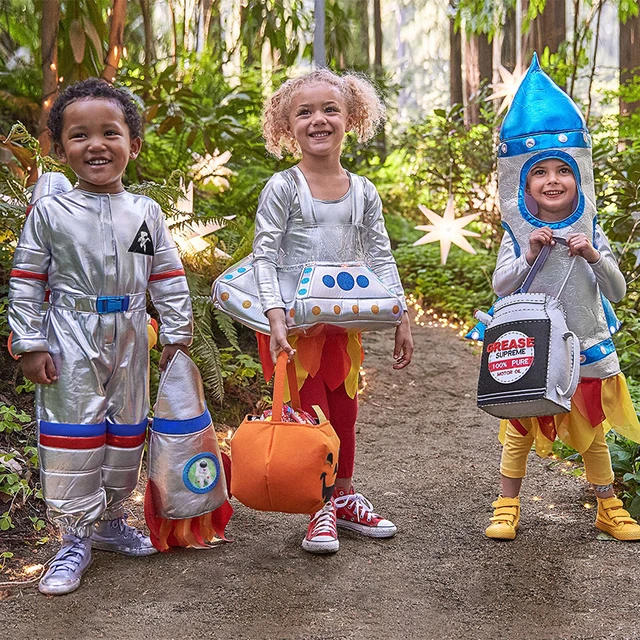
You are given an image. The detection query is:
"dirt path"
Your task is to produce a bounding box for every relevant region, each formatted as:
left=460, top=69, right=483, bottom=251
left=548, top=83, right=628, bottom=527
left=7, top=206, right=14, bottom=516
left=3, top=323, right=640, bottom=640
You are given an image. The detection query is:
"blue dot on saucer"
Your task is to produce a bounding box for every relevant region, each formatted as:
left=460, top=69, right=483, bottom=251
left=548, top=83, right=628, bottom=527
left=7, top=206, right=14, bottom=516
left=356, top=275, right=370, bottom=288
left=337, top=272, right=355, bottom=291
left=322, top=275, right=335, bottom=288
left=224, top=274, right=233, bottom=280
left=237, top=267, right=247, bottom=273
left=301, top=277, right=310, bottom=284
left=298, top=288, right=307, bottom=295
left=303, top=267, right=313, bottom=274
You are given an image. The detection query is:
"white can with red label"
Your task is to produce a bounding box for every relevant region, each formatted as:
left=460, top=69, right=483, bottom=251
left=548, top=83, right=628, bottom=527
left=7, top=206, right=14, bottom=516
left=477, top=293, right=580, bottom=419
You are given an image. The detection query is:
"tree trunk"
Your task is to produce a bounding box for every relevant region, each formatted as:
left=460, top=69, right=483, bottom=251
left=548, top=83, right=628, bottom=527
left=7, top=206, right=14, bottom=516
left=38, top=0, right=60, bottom=154
left=352, top=0, right=370, bottom=70
left=464, top=32, right=492, bottom=125
left=103, top=0, right=128, bottom=82
left=373, top=0, right=382, bottom=80
left=314, top=0, right=326, bottom=68
left=522, top=0, right=566, bottom=63
left=449, top=0, right=463, bottom=105
left=501, top=5, right=516, bottom=72
left=139, top=0, right=156, bottom=71
left=620, top=10, right=640, bottom=116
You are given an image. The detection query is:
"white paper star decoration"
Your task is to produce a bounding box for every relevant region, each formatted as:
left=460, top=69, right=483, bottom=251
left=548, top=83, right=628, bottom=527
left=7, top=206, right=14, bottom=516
left=486, top=64, right=525, bottom=115
left=413, top=196, right=481, bottom=265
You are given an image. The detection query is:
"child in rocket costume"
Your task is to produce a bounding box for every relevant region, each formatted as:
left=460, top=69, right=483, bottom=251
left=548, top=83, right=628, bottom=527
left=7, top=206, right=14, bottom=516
left=8, top=79, right=193, bottom=595
left=484, top=54, right=640, bottom=541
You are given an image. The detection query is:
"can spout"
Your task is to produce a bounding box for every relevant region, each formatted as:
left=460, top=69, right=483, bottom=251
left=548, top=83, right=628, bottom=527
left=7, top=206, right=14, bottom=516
left=474, top=310, right=492, bottom=326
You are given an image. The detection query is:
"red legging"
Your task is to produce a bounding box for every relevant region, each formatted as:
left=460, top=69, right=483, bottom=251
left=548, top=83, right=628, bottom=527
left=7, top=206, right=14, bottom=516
left=298, top=374, right=358, bottom=479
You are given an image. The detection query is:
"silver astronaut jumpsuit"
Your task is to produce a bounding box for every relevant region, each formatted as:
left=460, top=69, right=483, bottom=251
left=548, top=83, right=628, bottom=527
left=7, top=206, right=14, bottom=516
left=8, top=188, right=192, bottom=537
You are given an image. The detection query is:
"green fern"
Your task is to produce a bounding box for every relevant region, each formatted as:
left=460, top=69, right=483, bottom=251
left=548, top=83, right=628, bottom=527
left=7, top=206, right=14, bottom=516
left=213, top=309, right=240, bottom=351
left=191, top=297, right=225, bottom=403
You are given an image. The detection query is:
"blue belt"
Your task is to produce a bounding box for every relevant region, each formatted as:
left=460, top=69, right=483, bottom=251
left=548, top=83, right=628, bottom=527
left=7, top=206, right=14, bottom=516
left=96, top=295, right=130, bottom=314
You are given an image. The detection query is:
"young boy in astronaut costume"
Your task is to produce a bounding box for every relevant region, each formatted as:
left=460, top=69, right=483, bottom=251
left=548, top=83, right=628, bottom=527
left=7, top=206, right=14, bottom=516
left=485, top=54, right=640, bottom=541
left=8, top=79, right=192, bottom=594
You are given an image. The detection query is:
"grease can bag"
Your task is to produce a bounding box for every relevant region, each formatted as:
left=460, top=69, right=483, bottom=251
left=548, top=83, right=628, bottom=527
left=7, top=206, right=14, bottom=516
left=476, top=242, right=580, bottom=419
left=230, top=352, right=340, bottom=515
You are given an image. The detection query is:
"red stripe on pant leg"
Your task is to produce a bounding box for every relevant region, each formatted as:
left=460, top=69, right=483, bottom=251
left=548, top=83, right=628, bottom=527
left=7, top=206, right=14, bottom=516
left=39, top=434, right=106, bottom=449
left=106, top=433, right=146, bottom=448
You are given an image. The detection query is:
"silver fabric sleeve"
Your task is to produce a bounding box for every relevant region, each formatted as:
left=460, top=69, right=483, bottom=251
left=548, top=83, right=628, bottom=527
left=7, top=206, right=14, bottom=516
left=590, top=225, right=626, bottom=303
left=252, top=174, right=293, bottom=312
left=8, top=202, right=51, bottom=354
left=361, top=179, right=407, bottom=311
left=492, top=233, right=532, bottom=297
left=148, top=207, right=193, bottom=346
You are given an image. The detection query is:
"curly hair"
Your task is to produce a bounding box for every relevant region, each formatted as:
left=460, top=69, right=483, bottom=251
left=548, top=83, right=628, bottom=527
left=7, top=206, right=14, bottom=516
left=48, top=78, right=142, bottom=145
left=262, top=69, right=385, bottom=159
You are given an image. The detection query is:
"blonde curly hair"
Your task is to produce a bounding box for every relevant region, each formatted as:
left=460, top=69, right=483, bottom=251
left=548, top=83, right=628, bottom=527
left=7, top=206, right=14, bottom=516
left=262, top=69, right=386, bottom=159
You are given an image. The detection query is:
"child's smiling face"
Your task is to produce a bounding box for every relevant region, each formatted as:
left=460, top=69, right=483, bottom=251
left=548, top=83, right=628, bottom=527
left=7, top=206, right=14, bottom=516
left=526, top=158, right=577, bottom=222
left=288, top=82, right=349, bottom=160
left=54, top=98, right=141, bottom=194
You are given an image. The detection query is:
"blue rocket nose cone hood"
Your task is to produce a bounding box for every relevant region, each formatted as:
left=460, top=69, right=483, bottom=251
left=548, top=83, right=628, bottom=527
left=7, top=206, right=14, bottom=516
left=500, top=53, right=587, bottom=143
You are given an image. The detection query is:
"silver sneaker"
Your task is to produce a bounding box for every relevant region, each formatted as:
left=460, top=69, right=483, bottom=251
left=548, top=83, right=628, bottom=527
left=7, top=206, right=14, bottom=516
left=91, top=514, right=158, bottom=556
left=39, top=534, right=92, bottom=596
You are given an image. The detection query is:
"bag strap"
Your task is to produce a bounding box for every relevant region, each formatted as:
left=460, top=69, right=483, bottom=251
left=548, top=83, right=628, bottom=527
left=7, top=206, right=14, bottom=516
left=272, top=352, right=302, bottom=420
left=520, top=236, right=572, bottom=295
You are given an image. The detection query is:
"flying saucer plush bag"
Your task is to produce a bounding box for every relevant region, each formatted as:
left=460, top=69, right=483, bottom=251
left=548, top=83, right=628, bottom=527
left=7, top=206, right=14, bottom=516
left=212, top=167, right=404, bottom=335
left=476, top=240, right=580, bottom=419
left=230, top=352, right=340, bottom=515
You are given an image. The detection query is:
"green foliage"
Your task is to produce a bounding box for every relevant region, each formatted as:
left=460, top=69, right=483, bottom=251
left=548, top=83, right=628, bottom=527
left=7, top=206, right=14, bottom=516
left=394, top=243, right=496, bottom=323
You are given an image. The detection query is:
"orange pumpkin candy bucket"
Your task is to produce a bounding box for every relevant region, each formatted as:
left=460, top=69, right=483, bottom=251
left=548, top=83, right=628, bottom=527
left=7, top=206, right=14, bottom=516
left=230, top=352, right=340, bottom=515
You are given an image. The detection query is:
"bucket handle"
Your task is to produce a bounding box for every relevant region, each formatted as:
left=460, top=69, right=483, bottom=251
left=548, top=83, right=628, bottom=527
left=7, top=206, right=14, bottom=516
left=520, top=236, right=575, bottom=298
left=556, top=331, right=580, bottom=398
left=272, top=352, right=302, bottom=421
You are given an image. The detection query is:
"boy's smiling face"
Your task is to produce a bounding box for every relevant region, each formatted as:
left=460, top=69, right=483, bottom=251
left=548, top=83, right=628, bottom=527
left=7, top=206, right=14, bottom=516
left=54, top=98, right=141, bottom=194
left=526, top=158, right=577, bottom=222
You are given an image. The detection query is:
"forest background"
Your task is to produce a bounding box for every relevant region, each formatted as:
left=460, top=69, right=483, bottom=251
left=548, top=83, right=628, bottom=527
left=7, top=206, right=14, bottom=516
left=1, top=0, right=640, bottom=566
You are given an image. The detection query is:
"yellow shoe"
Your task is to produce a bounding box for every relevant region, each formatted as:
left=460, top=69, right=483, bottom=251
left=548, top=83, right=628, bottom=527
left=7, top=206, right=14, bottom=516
left=595, top=497, right=640, bottom=541
left=485, top=496, right=520, bottom=540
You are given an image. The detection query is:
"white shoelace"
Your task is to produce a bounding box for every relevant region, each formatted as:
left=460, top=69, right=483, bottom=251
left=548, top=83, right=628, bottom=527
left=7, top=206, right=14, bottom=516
left=309, top=501, right=337, bottom=537
left=333, top=492, right=378, bottom=523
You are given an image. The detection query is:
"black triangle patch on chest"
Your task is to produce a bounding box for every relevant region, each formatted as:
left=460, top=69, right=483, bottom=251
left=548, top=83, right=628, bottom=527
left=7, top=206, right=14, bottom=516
left=129, top=220, right=155, bottom=255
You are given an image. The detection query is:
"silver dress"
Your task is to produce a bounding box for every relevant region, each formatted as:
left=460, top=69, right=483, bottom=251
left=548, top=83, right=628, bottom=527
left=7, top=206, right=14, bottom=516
left=8, top=188, right=192, bottom=536
left=252, top=166, right=407, bottom=314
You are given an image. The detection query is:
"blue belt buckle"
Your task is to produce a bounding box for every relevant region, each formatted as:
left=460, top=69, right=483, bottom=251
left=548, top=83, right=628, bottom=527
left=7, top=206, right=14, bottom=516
left=96, top=295, right=130, bottom=314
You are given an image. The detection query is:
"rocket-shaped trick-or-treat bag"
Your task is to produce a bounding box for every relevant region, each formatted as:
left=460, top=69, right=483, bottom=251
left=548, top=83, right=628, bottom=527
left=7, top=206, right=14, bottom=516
left=144, top=350, right=233, bottom=551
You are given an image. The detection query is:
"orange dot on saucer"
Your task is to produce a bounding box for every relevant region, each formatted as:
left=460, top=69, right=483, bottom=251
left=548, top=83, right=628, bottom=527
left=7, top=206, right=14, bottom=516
left=289, top=308, right=296, bottom=317
left=242, top=300, right=252, bottom=309
left=371, top=304, right=380, bottom=314
left=221, top=292, right=230, bottom=301
left=352, top=305, right=359, bottom=314
left=312, top=306, right=321, bottom=316
left=333, top=305, right=341, bottom=315
left=392, top=305, right=400, bottom=314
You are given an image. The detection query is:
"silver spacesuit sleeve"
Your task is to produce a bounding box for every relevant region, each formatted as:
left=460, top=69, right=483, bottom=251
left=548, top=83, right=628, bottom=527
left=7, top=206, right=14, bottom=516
left=148, top=206, right=193, bottom=346
left=252, top=175, right=293, bottom=312
left=590, top=225, right=626, bottom=302
left=8, top=203, right=51, bottom=354
left=361, top=180, right=408, bottom=311
left=492, top=233, right=532, bottom=297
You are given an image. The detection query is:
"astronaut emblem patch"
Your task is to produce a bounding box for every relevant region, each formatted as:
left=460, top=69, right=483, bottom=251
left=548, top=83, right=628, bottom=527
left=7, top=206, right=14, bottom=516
left=129, top=220, right=155, bottom=255
left=182, top=453, right=220, bottom=494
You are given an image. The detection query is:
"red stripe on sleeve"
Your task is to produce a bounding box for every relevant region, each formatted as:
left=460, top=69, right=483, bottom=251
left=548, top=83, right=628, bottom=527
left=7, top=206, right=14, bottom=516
left=149, top=269, right=186, bottom=282
left=10, top=269, right=48, bottom=282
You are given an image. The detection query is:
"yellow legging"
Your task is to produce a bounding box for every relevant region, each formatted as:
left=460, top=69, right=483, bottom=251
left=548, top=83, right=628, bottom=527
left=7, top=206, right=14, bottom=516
left=500, top=421, right=614, bottom=486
